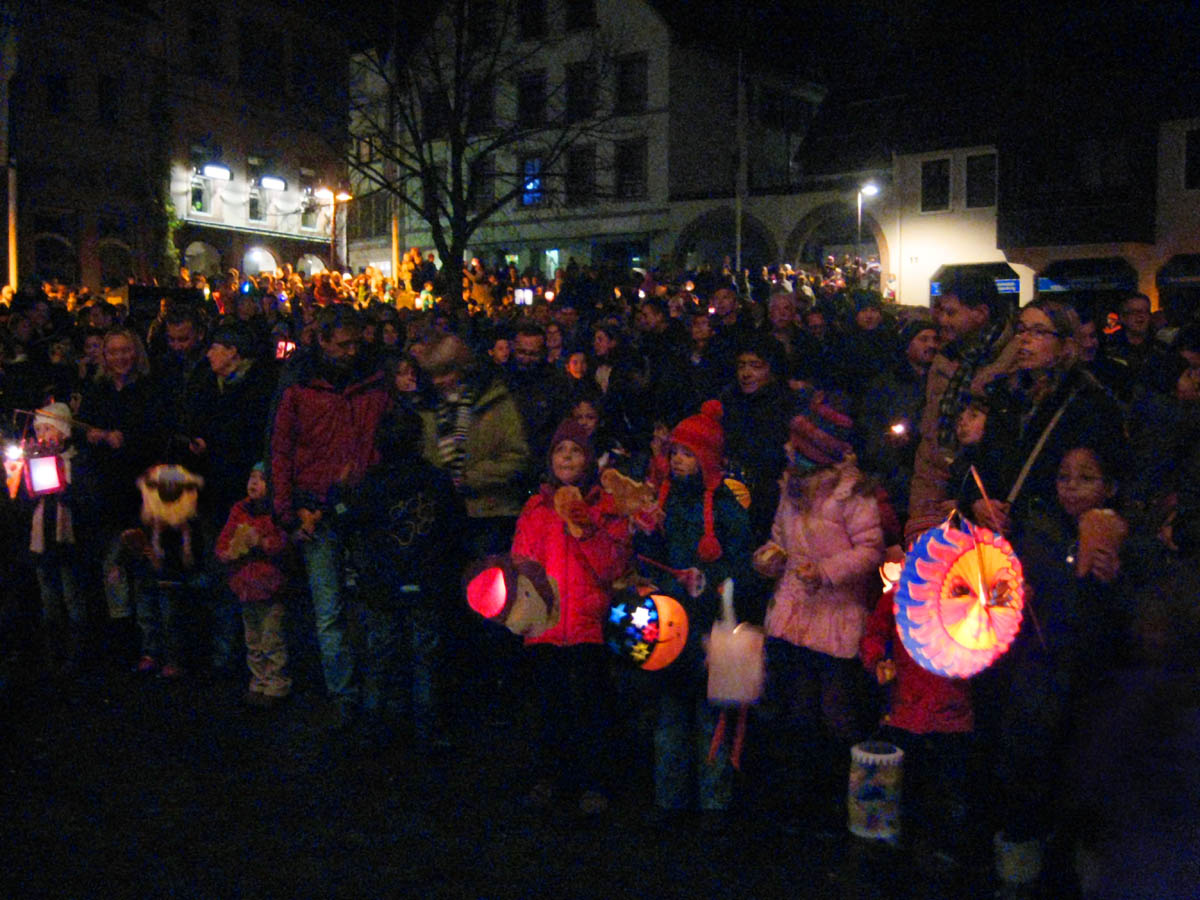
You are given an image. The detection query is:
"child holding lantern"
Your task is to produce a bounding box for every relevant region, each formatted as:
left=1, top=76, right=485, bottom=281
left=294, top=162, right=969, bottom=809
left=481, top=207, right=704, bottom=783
left=636, top=400, right=752, bottom=819
left=511, top=419, right=631, bottom=815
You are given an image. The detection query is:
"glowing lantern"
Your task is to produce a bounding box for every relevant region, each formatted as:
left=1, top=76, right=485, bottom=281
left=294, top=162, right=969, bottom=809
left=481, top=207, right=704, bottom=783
left=4, top=444, right=24, bottom=499
left=25, top=453, right=65, bottom=496
left=604, top=585, right=689, bottom=670
left=894, top=516, right=1025, bottom=679
left=463, top=555, right=560, bottom=638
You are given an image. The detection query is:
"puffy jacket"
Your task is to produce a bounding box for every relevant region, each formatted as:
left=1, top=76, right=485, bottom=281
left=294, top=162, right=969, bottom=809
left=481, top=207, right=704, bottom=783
left=511, top=485, right=631, bottom=646
left=763, top=467, right=884, bottom=658
left=859, top=588, right=973, bottom=734
left=269, top=360, right=389, bottom=522
left=215, top=499, right=288, bottom=603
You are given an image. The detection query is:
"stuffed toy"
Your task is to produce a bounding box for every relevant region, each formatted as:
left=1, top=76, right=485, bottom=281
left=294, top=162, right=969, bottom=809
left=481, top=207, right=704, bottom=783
left=136, top=464, right=204, bottom=570
left=552, top=485, right=588, bottom=537
left=600, top=468, right=657, bottom=516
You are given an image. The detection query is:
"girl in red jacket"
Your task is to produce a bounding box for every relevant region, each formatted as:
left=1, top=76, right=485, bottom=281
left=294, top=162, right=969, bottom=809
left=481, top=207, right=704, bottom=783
left=215, top=463, right=291, bottom=707
left=511, top=419, right=632, bottom=815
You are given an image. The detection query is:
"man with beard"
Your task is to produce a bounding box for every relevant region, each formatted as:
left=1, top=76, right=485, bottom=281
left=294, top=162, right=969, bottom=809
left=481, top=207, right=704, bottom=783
left=269, top=306, right=389, bottom=730
left=905, top=273, right=1019, bottom=542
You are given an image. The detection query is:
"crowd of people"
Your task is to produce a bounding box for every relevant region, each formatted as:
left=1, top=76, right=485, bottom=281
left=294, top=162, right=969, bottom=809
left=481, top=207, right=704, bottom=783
left=1, top=255, right=1198, bottom=894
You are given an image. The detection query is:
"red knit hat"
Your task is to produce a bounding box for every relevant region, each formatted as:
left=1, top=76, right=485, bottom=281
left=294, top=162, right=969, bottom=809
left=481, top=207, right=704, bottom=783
left=660, top=399, right=726, bottom=563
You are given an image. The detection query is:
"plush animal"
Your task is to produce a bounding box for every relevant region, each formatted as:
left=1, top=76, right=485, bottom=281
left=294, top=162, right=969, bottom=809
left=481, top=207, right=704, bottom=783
left=600, top=468, right=657, bottom=516
left=136, top=464, right=204, bottom=570
left=223, top=522, right=260, bottom=560
left=552, top=485, right=588, bottom=537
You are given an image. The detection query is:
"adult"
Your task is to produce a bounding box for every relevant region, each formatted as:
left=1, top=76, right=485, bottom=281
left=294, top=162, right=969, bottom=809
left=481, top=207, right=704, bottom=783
left=269, top=306, right=389, bottom=728
left=905, top=272, right=1019, bottom=541
left=634, top=297, right=694, bottom=431
left=956, top=298, right=1125, bottom=535
left=504, top=322, right=571, bottom=475
left=1103, top=293, right=1169, bottom=391
left=856, top=317, right=939, bottom=525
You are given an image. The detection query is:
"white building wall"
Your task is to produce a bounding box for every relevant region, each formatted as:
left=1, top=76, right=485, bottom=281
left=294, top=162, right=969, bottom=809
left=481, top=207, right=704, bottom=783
left=1157, top=118, right=1200, bottom=256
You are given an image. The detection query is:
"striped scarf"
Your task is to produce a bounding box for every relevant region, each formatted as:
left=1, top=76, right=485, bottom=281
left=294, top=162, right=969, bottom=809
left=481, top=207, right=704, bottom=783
left=435, top=385, right=477, bottom=486
left=936, top=317, right=1008, bottom=453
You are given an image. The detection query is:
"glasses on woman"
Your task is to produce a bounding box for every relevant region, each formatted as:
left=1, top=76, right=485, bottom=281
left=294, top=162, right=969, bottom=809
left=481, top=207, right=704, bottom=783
left=1014, top=322, right=1061, bottom=339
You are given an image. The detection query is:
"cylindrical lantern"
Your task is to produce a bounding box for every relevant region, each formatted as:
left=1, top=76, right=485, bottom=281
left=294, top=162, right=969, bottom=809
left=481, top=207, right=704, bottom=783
left=604, top=586, right=689, bottom=671
left=847, top=740, right=904, bottom=842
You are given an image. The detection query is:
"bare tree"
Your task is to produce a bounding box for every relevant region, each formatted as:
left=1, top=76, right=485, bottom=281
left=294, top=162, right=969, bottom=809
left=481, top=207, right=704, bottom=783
left=346, top=0, right=624, bottom=289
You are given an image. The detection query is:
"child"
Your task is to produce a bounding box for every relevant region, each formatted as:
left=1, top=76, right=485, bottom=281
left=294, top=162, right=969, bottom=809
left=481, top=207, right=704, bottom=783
left=511, top=419, right=631, bottom=814
left=752, top=394, right=883, bottom=830
left=214, top=463, right=291, bottom=706
left=859, top=547, right=975, bottom=864
left=26, top=403, right=84, bottom=675
left=332, top=405, right=466, bottom=750
left=638, top=400, right=752, bottom=818
left=568, top=392, right=627, bottom=473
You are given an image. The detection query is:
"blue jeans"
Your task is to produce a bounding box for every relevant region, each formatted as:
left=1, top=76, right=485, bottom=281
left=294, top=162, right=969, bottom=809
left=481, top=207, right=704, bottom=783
left=299, top=527, right=359, bottom=709
left=135, top=582, right=183, bottom=665
left=361, top=601, right=439, bottom=742
left=654, top=685, right=731, bottom=811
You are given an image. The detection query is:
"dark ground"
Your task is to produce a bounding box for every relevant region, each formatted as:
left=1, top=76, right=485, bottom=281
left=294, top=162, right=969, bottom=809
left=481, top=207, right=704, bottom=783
left=0, top=611, right=1195, bottom=900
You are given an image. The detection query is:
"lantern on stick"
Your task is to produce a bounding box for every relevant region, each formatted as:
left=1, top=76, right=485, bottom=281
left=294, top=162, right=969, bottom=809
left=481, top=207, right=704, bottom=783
left=463, top=555, right=560, bottom=638
left=4, top=444, right=24, bottom=500
left=604, top=584, right=689, bottom=671
left=894, top=512, right=1024, bottom=679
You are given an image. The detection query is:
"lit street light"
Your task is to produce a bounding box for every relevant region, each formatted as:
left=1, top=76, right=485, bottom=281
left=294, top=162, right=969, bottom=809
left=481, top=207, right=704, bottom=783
left=316, top=186, right=353, bottom=271
left=857, top=181, right=879, bottom=261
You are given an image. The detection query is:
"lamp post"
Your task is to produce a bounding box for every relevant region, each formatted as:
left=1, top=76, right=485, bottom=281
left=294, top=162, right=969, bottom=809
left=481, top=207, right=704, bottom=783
left=856, top=181, right=879, bottom=262
left=316, top=186, right=353, bottom=271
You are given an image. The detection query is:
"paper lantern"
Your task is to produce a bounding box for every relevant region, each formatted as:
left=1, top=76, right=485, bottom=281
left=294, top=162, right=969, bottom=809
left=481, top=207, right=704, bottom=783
left=3, top=446, right=23, bottom=500
left=894, top=516, right=1024, bottom=679
left=847, top=741, right=905, bottom=842
left=25, top=454, right=65, bottom=496
left=604, top=585, right=688, bottom=670
left=463, top=555, right=560, bottom=638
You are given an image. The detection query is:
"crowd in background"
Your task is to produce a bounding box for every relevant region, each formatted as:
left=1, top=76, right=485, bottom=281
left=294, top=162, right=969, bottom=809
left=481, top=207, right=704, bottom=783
left=1, top=252, right=1198, bottom=893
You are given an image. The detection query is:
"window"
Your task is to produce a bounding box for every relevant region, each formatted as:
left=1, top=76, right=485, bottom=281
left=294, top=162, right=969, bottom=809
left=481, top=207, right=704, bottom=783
left=248, top=190, right=265, bottom=222
left=517, top=71, right=546, bottom=127
left=191, top=177, right=213, bottom=214
left=565, top=0, right=596, bottom=31
left=469, top=156, right=494, bottom=211
left=354, top=136, right=375, bottom=164
left=299, top=168, right=318, bottom=228
left=45, top=73, right=71, bottom=117
left=518, top=0, right=547, bottom=40
left=565, top=63, right=595, bottom=123
left=521, top=156, right=544, bottom=206
left=422, top=90, right=450, bottom=140
left=965, top=153, right=997, bottom=208
left=615, top=138, right=648, bottom=199
left=468, top=80, right=494, bottom=133
left=1187, top=129, right=1200, bottom=190
left=348, top=192, right=390, bottom=240
left=566, top=145, right=596, bottom=205
left=97, top=73, right=123, bottom=125
left=920, top=158, right=951, bottom=212
left=615, top=53, right=648, bottom=116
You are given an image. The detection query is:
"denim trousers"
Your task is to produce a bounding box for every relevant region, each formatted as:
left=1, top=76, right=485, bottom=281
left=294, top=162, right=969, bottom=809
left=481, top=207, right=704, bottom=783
left=35, top=559, right=85, bottom=627
left=361, top=602, right=439, bottom=742
left=299, top=526, right=359, bottom=709
left=654, top=681, right=731, bottom=811
left=135, top=582, right=183, bottom=665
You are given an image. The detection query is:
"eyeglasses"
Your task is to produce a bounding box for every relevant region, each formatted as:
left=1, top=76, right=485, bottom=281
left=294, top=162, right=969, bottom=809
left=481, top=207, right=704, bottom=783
left=1014, top=323, right=1061, bottom=339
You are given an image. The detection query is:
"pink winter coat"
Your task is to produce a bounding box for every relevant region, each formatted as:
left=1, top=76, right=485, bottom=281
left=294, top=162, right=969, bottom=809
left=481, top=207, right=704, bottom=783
left=763, top=468, right=884, bottom=659
left=511, top=485, right=632, bottom=647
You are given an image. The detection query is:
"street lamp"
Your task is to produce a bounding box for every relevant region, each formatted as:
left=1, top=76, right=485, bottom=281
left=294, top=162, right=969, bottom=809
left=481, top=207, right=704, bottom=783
left=856, top=181, right=879, bottom=261
left=316, top=186, right=353, bottom=271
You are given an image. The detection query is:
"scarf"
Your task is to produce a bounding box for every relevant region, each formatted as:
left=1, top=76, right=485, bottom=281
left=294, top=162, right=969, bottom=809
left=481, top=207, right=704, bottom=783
left=435, top=384, right=477, bottom=486
left=936, top=317, right=1008, bottom=453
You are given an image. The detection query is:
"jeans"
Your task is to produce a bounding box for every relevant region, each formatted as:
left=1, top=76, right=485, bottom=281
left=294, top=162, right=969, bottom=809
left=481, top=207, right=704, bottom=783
left=35, top=559, right=84, bottom=627
left=361, top=601, right=440, bottom=742
left=299, top=526, right=359, bottom=709
left=654, top=684, right=731, bottom=811
left=135, top=582, right=183, bottom=665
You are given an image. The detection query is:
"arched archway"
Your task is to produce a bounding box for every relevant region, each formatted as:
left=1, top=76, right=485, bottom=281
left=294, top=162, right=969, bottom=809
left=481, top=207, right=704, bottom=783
left=242, top=246, right=278, bottom=275
left=32, top=234, right=78, bottom=284
left=674, top=206, right=779, bottom=272
left=184, top=241, right=222, bottom=277
left=97, top=240, right=133, bottom=288
left=296, top=254, right=327, bottom=277
left=784, top=201, right=889, bottom=275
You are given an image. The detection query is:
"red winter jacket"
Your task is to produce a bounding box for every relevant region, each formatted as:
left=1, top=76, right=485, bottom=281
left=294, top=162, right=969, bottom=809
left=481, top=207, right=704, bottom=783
left=859, top=587, right=974, bottom=734
left=270, top=367, right=389, bottom=522
left=215, top=499, right=289, bottom=603
left=512, top=485, right=632, bottom=646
